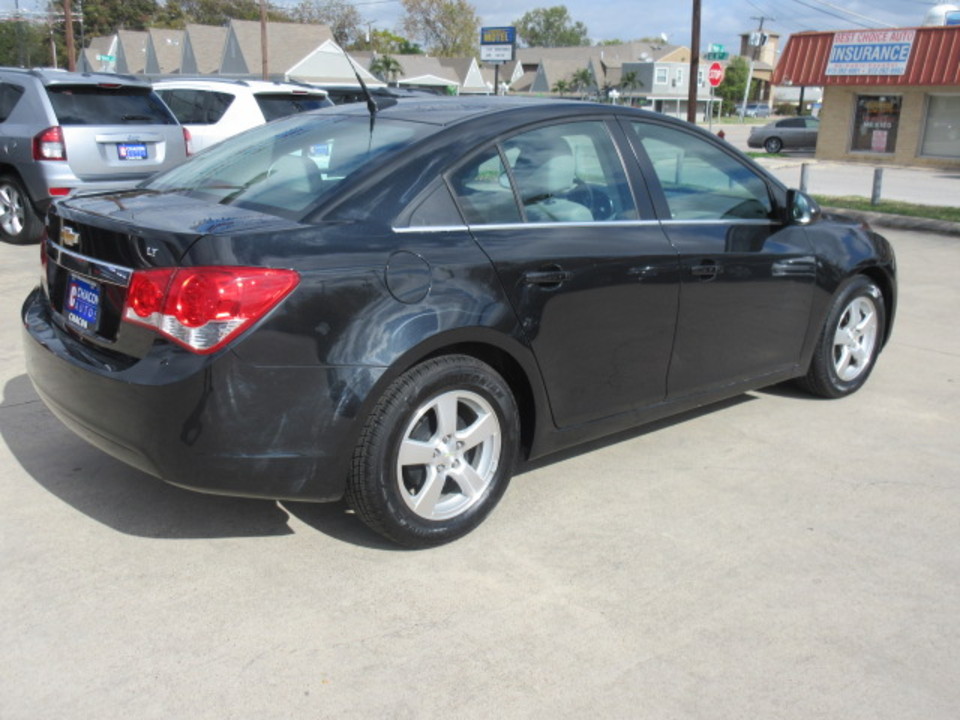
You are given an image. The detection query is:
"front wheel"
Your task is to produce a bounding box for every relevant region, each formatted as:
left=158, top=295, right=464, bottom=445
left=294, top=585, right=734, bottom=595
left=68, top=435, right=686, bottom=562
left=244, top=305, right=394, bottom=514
left=347, top=355, right=519, bottom=547
left=799, top=276, right=885, bottom=398
left=764, top=137, right=783, bottom=154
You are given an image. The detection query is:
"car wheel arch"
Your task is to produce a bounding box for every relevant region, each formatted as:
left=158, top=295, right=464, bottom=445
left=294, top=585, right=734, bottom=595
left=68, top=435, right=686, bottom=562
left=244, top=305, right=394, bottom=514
left=361, top=330, right=548, bottom=461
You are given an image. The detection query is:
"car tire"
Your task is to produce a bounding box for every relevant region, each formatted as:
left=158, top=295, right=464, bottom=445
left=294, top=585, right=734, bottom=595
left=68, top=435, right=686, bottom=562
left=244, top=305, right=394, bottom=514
left=798, top=276, right=885, bottom=399
left=346, top=355, right=519, bottom=547
left=0, top=174, right=42, bottom=245
left=763, top=137, right=783, bottom=154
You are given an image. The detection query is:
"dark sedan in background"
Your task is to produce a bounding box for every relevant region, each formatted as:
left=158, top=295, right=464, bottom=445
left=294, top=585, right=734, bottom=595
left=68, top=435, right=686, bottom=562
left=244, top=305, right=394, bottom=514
left=22, top=98, right=895, bottom=546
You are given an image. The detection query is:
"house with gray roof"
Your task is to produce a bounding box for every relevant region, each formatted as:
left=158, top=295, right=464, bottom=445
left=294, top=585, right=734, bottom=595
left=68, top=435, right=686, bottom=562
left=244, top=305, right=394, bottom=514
left=180, top=24, right=228, bottom=75
left=145, top=29, right=184, bottom=75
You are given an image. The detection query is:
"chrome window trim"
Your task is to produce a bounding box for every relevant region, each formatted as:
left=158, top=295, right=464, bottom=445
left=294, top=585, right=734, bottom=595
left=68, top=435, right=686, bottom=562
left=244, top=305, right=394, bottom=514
left=659, top=219, right=778, bottom=227
left=395, top=219, right=778, bottom=233
left=49, top=242, right=134, bottom=287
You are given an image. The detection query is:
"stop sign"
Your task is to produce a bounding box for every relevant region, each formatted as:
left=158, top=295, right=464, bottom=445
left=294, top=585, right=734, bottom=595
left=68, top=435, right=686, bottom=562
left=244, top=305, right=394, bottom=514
left=708, top=61, right=725, bottom=87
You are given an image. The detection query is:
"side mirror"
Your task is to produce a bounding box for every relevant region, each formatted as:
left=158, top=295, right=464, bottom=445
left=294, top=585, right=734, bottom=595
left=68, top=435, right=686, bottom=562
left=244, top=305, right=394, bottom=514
left=787, top=189, right=821, bottom=226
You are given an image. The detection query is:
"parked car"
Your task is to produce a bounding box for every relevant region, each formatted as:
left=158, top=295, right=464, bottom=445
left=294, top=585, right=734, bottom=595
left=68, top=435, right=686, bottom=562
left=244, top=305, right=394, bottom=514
left=153, top=78, right=333, bottom=153
left=748, top=116, right=820, bottom=153
left=22, top=98, right=896, bottom=547
left=737, top=102, right=771, bottom=118
left=0, top=68, right=189, bottom=244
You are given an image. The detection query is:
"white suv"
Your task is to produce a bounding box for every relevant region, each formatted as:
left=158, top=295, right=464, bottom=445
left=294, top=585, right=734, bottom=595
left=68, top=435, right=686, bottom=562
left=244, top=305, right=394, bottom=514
left=153, top=78, right=332, bottom=152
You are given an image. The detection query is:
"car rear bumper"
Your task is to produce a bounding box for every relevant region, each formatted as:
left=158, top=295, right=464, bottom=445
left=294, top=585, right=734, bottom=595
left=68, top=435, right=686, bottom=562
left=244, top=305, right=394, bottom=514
left=22, top=286, right=372, bottom=502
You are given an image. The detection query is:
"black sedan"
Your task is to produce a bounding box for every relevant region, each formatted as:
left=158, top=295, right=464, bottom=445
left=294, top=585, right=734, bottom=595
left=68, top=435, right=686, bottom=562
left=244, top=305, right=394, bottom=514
left=22, top=98, right=896, bottom=547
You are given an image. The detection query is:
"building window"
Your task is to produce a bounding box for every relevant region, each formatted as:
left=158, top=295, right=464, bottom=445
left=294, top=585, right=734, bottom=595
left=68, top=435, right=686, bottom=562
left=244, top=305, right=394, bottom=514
left=655, top=67, right=668, bottom=85
left=675, top=68, right=684, bottom=86
left=920, top=95, right=960, bottom=159
left=851, top=95, right=901, bottom=154
left=697, top=70, right=704, bottom=86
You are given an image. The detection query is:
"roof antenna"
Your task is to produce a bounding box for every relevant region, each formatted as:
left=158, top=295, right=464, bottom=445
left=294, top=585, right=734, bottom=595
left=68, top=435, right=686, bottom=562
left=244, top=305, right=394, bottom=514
left=346, top=54, right=397, bottom=119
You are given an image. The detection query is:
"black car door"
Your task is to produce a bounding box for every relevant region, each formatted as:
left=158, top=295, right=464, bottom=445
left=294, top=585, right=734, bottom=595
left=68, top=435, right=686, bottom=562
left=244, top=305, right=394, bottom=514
left=624, top=120, right=817, bottom=398
left=448, top=118, right=681, bottom=428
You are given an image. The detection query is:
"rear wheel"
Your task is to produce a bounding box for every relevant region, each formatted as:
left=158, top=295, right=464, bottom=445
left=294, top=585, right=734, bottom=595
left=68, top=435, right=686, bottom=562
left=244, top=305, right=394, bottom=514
left=763, top=137, right=783, bottom=154
left=799, top=276, right=885, bottom=398
left=347, top=355, right=519, bottom=547
left=0, top=175, right=42, bottom=245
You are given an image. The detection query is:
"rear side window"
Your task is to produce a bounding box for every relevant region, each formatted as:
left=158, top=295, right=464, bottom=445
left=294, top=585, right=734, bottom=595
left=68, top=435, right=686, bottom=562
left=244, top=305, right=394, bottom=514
left=145, top=113, right=433, bottom=219
left=254, top=93, right=331, bottom=122
left=46, top=86, right=177, bottom=125
left=0, top=82, right=25, bottom=122
left=156, top=89, right=234, bottom=125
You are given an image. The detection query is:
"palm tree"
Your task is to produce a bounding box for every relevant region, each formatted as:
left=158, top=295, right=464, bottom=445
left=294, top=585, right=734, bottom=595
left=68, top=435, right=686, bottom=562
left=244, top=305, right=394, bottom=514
left=552, top=78, right=570, bottom=97
left=370, top=54, right=404, bottom=87
left=619, top=70, right=642, bottom=104
left=570, top=68, right=592, bottom=99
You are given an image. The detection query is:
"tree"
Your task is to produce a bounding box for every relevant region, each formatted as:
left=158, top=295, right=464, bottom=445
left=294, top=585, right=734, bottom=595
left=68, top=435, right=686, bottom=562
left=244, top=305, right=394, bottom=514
left=150, top=0, right=288, bottom=29
left=351, top=28, right=421, bottom=55
left=52, top=0, right=159, bottom=38
left=514, top=6, right=588, bottom=48
left=570, top=67, right=592, bottom=98
left=619, top=70, right=642, bottom=97
left=370, top=54, right=404, bottom=86
left=401, top=0, right=479, bottom=57
left=714, top=56, right=749, bottom=115
left=0, top=21, right=52, bottom=68
left=290, top=0, right=362, bottom=47
left=552, top=78, right=569, bottom=96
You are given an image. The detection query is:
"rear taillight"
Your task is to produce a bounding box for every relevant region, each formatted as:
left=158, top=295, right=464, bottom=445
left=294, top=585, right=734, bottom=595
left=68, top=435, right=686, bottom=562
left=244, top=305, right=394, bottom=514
left=33, top=126, right=66, bottom=161
left=122, top=266, right=299, bottom=354
left=183, top=127, right=193, bottom=157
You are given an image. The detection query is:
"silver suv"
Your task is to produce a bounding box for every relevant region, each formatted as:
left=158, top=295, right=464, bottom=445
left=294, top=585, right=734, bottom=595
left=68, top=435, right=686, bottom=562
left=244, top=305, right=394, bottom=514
left=0, top=68, right=189, bottom=244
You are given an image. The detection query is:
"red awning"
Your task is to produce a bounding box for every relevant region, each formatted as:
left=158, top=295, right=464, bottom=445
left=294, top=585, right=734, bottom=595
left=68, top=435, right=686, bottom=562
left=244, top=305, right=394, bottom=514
left=773, top=26, right=960, bottom=87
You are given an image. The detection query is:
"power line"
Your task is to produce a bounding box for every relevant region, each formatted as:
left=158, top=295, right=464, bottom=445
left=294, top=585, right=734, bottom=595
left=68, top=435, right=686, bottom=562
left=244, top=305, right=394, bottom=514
left=796, top=0, right=896, bottom=28
left=788, top=0, right=874, bottom=28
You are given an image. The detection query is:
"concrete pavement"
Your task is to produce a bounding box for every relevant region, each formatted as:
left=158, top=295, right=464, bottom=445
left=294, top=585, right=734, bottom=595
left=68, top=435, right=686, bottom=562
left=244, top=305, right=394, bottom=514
left=2, top=226, right=959, bottom=719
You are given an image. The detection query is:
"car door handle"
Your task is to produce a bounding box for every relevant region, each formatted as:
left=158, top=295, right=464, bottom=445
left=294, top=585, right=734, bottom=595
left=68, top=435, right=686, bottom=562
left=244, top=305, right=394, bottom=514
left=523, top=269, right=570, bottom=286
left=691, top=262, right=722, bottom=279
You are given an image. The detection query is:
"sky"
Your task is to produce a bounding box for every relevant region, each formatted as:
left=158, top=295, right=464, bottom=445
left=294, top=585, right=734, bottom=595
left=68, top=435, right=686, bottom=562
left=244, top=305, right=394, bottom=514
left=0, top=0, right=945, bottom=57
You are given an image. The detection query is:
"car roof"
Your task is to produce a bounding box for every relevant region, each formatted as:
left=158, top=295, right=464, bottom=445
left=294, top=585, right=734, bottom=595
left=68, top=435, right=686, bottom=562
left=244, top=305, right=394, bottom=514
left=1, top=67, right=152, bottom=89
left=326, top=96, right=657, bottom=128
left=152, top=77, right=327, bottom=95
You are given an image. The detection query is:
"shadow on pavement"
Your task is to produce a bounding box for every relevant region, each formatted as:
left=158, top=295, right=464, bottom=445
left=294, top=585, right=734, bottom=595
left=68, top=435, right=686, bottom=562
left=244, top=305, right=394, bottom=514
left=2, top=373, right=294, bottom=540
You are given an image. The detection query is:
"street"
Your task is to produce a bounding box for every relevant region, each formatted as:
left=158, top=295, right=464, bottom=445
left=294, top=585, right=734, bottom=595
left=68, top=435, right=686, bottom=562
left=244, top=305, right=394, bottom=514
left=1, top=226, right=959, bottom=719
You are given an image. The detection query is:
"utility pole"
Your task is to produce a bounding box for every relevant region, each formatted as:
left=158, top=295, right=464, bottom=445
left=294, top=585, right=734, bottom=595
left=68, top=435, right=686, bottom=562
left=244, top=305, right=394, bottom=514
left=686, top=0, right=701, bottom=124
left=259, top=0, right=269, bottom=80
left=739, top=15, right=772, bottom=122
left=64, top=0, right=76, bottom=71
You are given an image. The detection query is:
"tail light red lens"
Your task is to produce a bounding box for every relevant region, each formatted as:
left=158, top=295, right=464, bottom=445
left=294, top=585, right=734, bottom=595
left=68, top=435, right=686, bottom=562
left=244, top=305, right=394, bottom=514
left=33, top=126, right=66, bottom=161
left=183, top=127, right=193, bottom=156
left=122, top=266, right=299, bottom=354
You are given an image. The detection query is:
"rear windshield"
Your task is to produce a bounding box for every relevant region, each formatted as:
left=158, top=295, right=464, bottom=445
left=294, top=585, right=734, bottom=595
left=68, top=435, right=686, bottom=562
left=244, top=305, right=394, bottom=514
left=254, top=93, right=332, bottom=121
left=46, top=86, right=177, bottom=126
left=156, top=88, right=235, bottom=125
left=144, top=112, right=434, bottom=219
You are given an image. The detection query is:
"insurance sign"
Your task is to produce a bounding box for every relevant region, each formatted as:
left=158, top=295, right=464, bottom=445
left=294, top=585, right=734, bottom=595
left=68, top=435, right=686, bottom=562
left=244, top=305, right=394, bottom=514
left=826, top=29, right=916, bottom=76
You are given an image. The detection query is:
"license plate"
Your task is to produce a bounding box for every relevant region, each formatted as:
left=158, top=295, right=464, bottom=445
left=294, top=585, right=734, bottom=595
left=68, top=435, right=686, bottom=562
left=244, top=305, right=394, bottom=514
left=117, top=143, right=148, bottom=160
left=65, top=275, right=101, bottom=331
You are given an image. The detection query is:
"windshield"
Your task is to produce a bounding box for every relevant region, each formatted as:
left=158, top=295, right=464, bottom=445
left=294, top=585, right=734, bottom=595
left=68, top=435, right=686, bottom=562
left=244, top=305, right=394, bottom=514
left=145, top=112, right=433, bottom=218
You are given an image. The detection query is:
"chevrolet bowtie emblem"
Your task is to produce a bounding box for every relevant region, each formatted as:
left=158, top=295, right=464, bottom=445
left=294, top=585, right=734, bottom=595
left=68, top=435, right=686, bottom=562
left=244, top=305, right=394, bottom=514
left=61, top=225, right=80, bottom=248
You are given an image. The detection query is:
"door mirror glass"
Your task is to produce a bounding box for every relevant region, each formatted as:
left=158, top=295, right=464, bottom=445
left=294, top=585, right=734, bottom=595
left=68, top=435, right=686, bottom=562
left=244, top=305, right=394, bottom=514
left=787, top=189, right=821, bottom=225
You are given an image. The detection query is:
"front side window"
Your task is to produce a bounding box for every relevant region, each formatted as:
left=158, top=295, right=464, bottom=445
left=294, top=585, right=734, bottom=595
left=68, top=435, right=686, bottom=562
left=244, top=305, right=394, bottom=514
left=851, top=95, right=901, bottom=154
left=632, top=122, right=773, bottom=221
left=450, top=121, right=637, bottom=225
left=146, top=113, right=433, bottom=218
left=46, top=86, right=177, bottom=125
left=920, top=95, right=960, bottom=159
left=157, top=89, right=234, bottom=125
